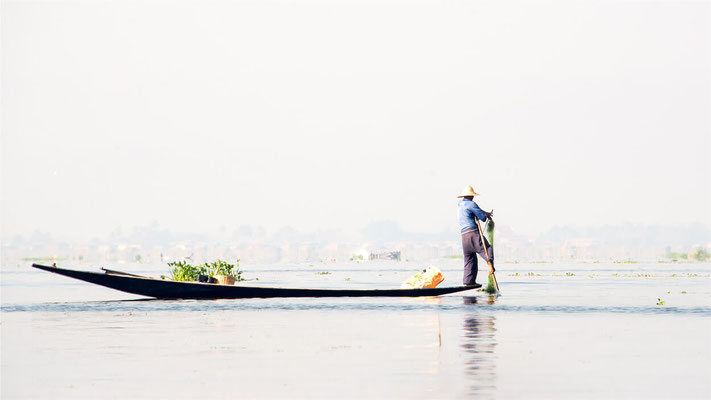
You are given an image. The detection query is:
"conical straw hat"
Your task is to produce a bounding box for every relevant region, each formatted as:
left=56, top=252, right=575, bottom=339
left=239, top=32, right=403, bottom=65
left=457, top=185, right=480, bottom=198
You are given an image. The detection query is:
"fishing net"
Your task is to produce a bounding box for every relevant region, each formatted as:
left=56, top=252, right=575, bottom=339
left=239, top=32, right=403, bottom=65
left=484, top=218, right=495, bottom=246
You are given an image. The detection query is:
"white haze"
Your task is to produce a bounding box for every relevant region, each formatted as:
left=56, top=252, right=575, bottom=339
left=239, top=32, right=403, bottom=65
left=1, top=0, right=709, bottom=243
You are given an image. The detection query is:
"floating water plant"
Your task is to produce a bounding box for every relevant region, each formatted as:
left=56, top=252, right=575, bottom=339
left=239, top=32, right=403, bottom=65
left=665, top=248, right=711, bottom=262
left=22, top=257, right=67, bottom=262
left=316, top=271, right=331, bottom=275
left=509, top=272, right=520, bottom=277
left=656, top=298, right=665, bottom=306
left=526, top=272, right=535, bottom=276
left=565, top=272, right=575, bottom=276
left=681, top=291, right=687, bottom=294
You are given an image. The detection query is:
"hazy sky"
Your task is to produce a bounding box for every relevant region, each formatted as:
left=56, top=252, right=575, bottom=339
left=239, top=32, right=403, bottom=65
left=2, top=0, right=710, bottom=242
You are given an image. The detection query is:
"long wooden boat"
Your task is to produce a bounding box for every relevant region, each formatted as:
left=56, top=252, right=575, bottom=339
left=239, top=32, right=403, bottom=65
left=32, top=264, right=480, bottom=299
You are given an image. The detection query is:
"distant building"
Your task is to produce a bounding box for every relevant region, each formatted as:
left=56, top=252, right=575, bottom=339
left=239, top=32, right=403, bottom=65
left=369, top=251, right=401, bottom=261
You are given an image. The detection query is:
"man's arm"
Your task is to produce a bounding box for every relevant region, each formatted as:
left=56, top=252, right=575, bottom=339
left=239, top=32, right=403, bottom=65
left=470, top=202, right=490, bottom=222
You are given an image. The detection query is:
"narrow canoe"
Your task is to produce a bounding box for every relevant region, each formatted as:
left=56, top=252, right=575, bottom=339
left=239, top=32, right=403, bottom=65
left=32, top=264, right=480, bottom=299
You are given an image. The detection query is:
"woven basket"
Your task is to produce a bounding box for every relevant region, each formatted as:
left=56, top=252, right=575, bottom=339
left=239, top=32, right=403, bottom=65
left=214, top=275, right=236, bottom=286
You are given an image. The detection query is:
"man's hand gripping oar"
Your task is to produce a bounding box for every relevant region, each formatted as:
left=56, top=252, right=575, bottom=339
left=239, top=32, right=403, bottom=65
left=475, top=215, right=500, bottom=296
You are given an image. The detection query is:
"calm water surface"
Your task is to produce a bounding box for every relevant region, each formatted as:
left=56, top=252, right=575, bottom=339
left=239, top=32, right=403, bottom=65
left=2, top=261, right=710, bottom=399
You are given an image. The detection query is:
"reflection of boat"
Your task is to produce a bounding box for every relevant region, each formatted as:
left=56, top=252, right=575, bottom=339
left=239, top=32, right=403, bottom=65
left=32, top=264, right=480, bottom=299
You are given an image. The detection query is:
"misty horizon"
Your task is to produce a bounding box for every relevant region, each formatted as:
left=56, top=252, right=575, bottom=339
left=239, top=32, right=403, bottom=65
left=2, top=0, right=709, bottom=249
left=4, top=220, right=709, bottom=249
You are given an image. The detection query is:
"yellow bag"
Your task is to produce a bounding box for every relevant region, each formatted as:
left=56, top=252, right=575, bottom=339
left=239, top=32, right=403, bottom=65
left=400, top=266, right=444, bottom=289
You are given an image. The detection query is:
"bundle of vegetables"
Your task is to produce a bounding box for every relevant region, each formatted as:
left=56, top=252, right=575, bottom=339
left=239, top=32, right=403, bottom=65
left=400, top=266, right=444, bottom=289
left=167, top=259, right=244, bottom=282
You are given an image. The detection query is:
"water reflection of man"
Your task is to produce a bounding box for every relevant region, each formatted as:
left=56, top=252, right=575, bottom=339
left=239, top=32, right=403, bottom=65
left=461, top=311, right=497, bottom=395
left=457, top=185, right=494, bottom=286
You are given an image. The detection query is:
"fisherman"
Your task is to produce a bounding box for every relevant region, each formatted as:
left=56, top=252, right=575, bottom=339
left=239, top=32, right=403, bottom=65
left=457, top=185, right=494, bottom=286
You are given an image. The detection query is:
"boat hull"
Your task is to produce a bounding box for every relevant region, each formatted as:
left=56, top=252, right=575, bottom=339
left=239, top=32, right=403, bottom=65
left=32, top=264, right=480, bottom=299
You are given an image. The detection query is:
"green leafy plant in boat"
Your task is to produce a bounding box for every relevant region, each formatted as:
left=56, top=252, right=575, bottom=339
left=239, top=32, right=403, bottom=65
left=167, top=259, right=243, bottom=282
left=204, top=259, right=243, bottom=280
left=168, top=260, right=205, bottom=281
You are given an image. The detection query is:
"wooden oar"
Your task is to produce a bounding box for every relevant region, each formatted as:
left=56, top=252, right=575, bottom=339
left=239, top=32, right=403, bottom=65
left=475, top=218, right=500, bottom=296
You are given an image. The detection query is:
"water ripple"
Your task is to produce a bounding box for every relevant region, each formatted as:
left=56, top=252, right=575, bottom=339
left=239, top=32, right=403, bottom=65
left=3, top=299, right=710, bottom=316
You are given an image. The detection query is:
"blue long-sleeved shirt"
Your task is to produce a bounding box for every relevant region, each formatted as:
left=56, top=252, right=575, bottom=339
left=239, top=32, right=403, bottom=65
left=458, top=198, right=488, bottom=232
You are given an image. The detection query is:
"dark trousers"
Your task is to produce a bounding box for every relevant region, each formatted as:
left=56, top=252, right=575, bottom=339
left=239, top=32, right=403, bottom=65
left=461, top=229, right=494, bottom=285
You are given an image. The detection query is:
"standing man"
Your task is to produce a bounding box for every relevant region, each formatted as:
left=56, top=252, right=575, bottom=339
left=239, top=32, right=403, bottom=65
left=457, top=185, right=494, bottom=286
